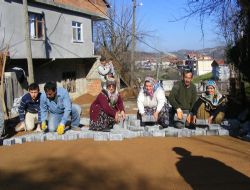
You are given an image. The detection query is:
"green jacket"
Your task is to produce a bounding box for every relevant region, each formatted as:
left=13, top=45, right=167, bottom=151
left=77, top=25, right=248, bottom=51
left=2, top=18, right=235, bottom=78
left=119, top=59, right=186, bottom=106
left=169, top=81, right=197, bottom=111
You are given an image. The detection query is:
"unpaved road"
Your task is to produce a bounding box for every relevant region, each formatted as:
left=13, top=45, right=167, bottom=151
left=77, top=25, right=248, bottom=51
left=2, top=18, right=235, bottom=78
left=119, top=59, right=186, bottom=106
left=1, top=136, right=250, bottom=190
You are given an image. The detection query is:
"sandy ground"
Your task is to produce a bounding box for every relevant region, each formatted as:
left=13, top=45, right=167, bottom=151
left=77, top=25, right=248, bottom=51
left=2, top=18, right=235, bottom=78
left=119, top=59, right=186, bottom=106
left=1, top=136, right=250, bottom=190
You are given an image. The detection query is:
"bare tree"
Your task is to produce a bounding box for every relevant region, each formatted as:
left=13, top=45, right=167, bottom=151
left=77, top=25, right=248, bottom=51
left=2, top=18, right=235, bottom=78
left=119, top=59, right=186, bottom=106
left=93, top=0, right=148, bottom=87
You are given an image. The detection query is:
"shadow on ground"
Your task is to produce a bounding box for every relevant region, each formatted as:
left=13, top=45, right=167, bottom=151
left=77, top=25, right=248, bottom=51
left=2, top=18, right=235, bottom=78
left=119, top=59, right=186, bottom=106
left=173, top=147, right=250, bottom=190
left=0, top=158, right=157, bottom=190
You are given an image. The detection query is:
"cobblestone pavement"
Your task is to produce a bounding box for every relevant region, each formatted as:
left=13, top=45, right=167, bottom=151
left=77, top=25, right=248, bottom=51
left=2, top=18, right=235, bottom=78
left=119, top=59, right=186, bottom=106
left=2, top=114, right=231, bottom=146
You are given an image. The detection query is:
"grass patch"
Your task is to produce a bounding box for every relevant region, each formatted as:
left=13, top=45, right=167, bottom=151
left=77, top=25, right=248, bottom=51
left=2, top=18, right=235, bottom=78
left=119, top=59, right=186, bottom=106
left=192, top=72, right=212, bottom=84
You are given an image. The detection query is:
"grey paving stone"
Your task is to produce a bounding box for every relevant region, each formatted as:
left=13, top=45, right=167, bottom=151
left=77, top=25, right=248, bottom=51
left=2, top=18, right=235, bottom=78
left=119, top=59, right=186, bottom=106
left=206, top=129, right=219, bottom=136
left=130, top=120, right=141, bottom=127
left=94, top=132, right=109, bottom=141
left=209, top=124, right=221, bottom=130
left=196, top=119, right=208, bottom=126
left=45, top=133, right=57, bottom=141
left=127, top=126, right=145, bottom=131
left=80, top=131, right=95, bottom=139
left=127, top=114, right=137, bottom=120
left=15, top=137, right=24, bottom=144
left=3, top=138, right=15, bottom=146
left=152, top=130, right=166, bottom=137
left=25, top=135, right=35, bottom=142
left=80, top=117, right=90, bottom=126
left=178, top=129, right=192, bottom=137
left=193, top=128, right=207, bottom=136
left=109, top=134, right=124, bottom=141
left=145, top=125, right=160, bottom=132
left=218, top=129, right=229, bottom=136
left=142, top=115, right=156, bottom=122
left=34, top=134, right=45, bottom=142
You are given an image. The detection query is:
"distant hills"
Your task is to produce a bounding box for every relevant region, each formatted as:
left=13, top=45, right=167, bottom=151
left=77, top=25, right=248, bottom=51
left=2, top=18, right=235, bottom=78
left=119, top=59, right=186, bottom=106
left=171, top=46, right=226, bottom=60
left=135, top=46, right=226, bottom=62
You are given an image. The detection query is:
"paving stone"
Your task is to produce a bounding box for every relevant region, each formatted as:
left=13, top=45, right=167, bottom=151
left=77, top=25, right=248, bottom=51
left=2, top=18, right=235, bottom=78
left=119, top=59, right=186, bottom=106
left=34, top=134, right=45, bottom=142
left=152, top=130, right=166, bottom=137
left=129, top=120, right=141, bottom=127
left=127, top=126, right=145, bottom=131
left=15, top=137, right=24, bottom=144
left=25, top=135, right=35, bottom=142
left=94, top=132, right=109, bottom=141
left=218, top=129, right=229, bottom=136
left=142, top=115, right=156, bottom=122
left=145, top=125, right=160, bottom=132
left=3, top=138, right=15, bottom=146
left=109, top=134, right=124, bottom=141
left=178, top=129, right=192, bottom=137
left=127, top=114, right=137, bottom=120
left=195, top=119, right=209, bottom=126
left=80, top=117, right=90, bottom=126
left=193, top=128, right=207, bottom=136
left=209, top=124, right=222, bottom=130
left=206, top=129, right=219, bottom=136
left=45, top=133, right=57, bottom=141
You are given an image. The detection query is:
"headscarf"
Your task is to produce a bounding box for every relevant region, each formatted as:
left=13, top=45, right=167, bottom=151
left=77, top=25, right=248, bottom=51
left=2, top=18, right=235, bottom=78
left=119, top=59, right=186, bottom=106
left=143, top=77, right=160, bottom=98
left=105, top=78, right=119, bottom=107
left=201, top=80, right=222, bottom=106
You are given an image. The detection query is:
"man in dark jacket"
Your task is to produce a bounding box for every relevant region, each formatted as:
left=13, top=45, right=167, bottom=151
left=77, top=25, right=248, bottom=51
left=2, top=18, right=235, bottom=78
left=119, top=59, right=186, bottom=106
left=16, top=83, right=41, bottom=132
left=169, top=70, right=197, bottom=128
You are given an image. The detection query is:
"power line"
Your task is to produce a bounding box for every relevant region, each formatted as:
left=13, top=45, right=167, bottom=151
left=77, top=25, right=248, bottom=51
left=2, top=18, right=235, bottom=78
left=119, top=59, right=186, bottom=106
left=88, top=0, right=164, bottom=54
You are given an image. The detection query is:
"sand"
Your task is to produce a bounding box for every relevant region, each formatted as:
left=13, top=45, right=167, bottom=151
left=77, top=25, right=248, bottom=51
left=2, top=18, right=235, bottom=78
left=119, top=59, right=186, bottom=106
left=1, top=136, right=250, bottom=190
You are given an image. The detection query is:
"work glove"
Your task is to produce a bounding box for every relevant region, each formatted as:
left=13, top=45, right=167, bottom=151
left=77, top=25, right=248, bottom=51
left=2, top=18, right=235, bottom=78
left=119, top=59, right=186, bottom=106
left=57, top=124, right=65, bottom=135
left=41, top=121, right=47, bottom=131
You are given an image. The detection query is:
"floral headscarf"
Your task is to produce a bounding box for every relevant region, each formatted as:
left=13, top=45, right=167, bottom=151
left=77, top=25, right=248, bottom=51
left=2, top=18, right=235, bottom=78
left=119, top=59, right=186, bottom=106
left=143, top=77, right=160, bottom=98
left=105, top=78, right=119, bottom=107
left=201, top=80, right=222, bottom=106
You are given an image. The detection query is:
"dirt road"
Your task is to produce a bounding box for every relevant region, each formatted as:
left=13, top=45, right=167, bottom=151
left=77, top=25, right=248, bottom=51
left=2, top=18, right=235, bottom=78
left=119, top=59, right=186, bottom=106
left=1, top=136, right=250, bottom=190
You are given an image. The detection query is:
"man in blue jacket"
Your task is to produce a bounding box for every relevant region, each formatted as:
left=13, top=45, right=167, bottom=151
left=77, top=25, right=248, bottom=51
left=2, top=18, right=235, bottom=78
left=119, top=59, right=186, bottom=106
left=16, top=83, right=41, bottom=132
left=40, top=82, right=81, bottom=135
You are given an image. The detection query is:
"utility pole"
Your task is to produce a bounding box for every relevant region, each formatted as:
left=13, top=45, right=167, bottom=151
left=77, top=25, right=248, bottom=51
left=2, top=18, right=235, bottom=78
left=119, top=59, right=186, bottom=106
left=131, top=0, right=136, bottom=86
left=23, top=0, right=34, bottom=84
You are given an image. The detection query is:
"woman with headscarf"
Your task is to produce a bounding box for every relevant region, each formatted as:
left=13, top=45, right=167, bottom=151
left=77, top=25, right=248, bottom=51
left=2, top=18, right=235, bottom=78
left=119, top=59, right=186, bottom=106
left=89, top=78, right=125, bottom=131
left=137, top=77, right=172, bottom=128
left=191, top=80, right=227, bottom=124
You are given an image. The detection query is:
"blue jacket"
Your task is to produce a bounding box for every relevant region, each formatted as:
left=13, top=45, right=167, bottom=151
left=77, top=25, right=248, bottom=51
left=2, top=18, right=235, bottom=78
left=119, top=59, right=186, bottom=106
left=40, top=87, right=72, bottom=125
left=18, top=93, right=41, bottom=122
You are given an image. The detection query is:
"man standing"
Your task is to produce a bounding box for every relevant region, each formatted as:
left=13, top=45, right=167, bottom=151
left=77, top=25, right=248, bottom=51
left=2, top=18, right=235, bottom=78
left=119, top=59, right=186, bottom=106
left=169, top=70, right=197, bottom=128
left=40, top=82, right=81, bottom=135
left=16, top=83, right=41, bottom=132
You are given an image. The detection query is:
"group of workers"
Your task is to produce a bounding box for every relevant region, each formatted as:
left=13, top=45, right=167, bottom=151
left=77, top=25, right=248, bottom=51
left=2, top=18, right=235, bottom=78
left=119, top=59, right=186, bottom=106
left=14, top=56, right=227, bottom=135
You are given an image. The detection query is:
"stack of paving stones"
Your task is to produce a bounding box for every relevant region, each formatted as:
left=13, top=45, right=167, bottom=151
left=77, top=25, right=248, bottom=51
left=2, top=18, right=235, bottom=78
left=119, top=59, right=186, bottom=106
left=2, top=114, right=230, bottom=146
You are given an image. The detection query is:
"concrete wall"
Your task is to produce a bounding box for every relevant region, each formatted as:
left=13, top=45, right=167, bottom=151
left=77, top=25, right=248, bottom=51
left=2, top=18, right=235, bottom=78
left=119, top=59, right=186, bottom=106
left=0, top=0, right=94, bottom=59
left=197, top=60, right=213, bottom=76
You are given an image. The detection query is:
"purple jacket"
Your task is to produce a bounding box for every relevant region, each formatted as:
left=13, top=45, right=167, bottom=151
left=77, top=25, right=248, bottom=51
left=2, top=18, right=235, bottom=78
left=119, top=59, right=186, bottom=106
left=90, top=91, right=124, bottom=122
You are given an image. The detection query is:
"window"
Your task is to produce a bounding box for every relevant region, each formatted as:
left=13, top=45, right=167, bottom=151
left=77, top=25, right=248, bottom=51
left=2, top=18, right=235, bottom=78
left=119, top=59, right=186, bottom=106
left=72, top=21, right=83, bottom=42
left=29, top=12, right=44, bottom=40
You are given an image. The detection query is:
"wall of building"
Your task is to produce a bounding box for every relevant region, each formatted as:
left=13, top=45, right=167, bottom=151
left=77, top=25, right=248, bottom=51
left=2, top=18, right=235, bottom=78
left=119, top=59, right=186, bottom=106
left=0, top=0, right=94, bottom=59
left=197, top=60, right=213, bottom=76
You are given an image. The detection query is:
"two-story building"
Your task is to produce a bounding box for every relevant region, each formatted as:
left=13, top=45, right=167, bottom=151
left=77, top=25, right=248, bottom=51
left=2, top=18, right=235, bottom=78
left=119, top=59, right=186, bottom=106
left=0, top=0, right=109, bottom=96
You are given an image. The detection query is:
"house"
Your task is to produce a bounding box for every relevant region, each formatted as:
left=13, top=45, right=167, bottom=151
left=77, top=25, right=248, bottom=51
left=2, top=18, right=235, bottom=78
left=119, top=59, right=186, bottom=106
left=0, top=0, right=109, bottom=97
left=211, top=59, right=230, bottom=81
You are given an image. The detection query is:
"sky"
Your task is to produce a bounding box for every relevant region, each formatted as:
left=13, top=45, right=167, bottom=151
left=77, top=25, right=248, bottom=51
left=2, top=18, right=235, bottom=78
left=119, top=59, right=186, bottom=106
left=113, top=0, right=225, bottom=52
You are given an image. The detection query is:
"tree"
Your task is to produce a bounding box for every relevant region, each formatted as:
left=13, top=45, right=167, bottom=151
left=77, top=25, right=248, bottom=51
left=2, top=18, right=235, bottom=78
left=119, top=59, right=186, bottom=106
left=93, top=0, right=147, bottom=87
left=182, top=0, right=250, bottom=100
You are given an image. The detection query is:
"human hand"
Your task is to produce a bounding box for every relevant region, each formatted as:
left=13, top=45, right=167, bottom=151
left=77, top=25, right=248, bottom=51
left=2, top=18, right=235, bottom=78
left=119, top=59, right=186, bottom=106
left=120, top=111, right=126, bottom=120
left=57, top=124, right=65, bottom=135
left=115, top=112, right=120, bottom=123
left=192, top=115, right=197, bottom=124
left=153, top=111, right=159, bottom=121
left=208, top=116, right=213, bottom=124
left=177, top=108, right=183, bottom=120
